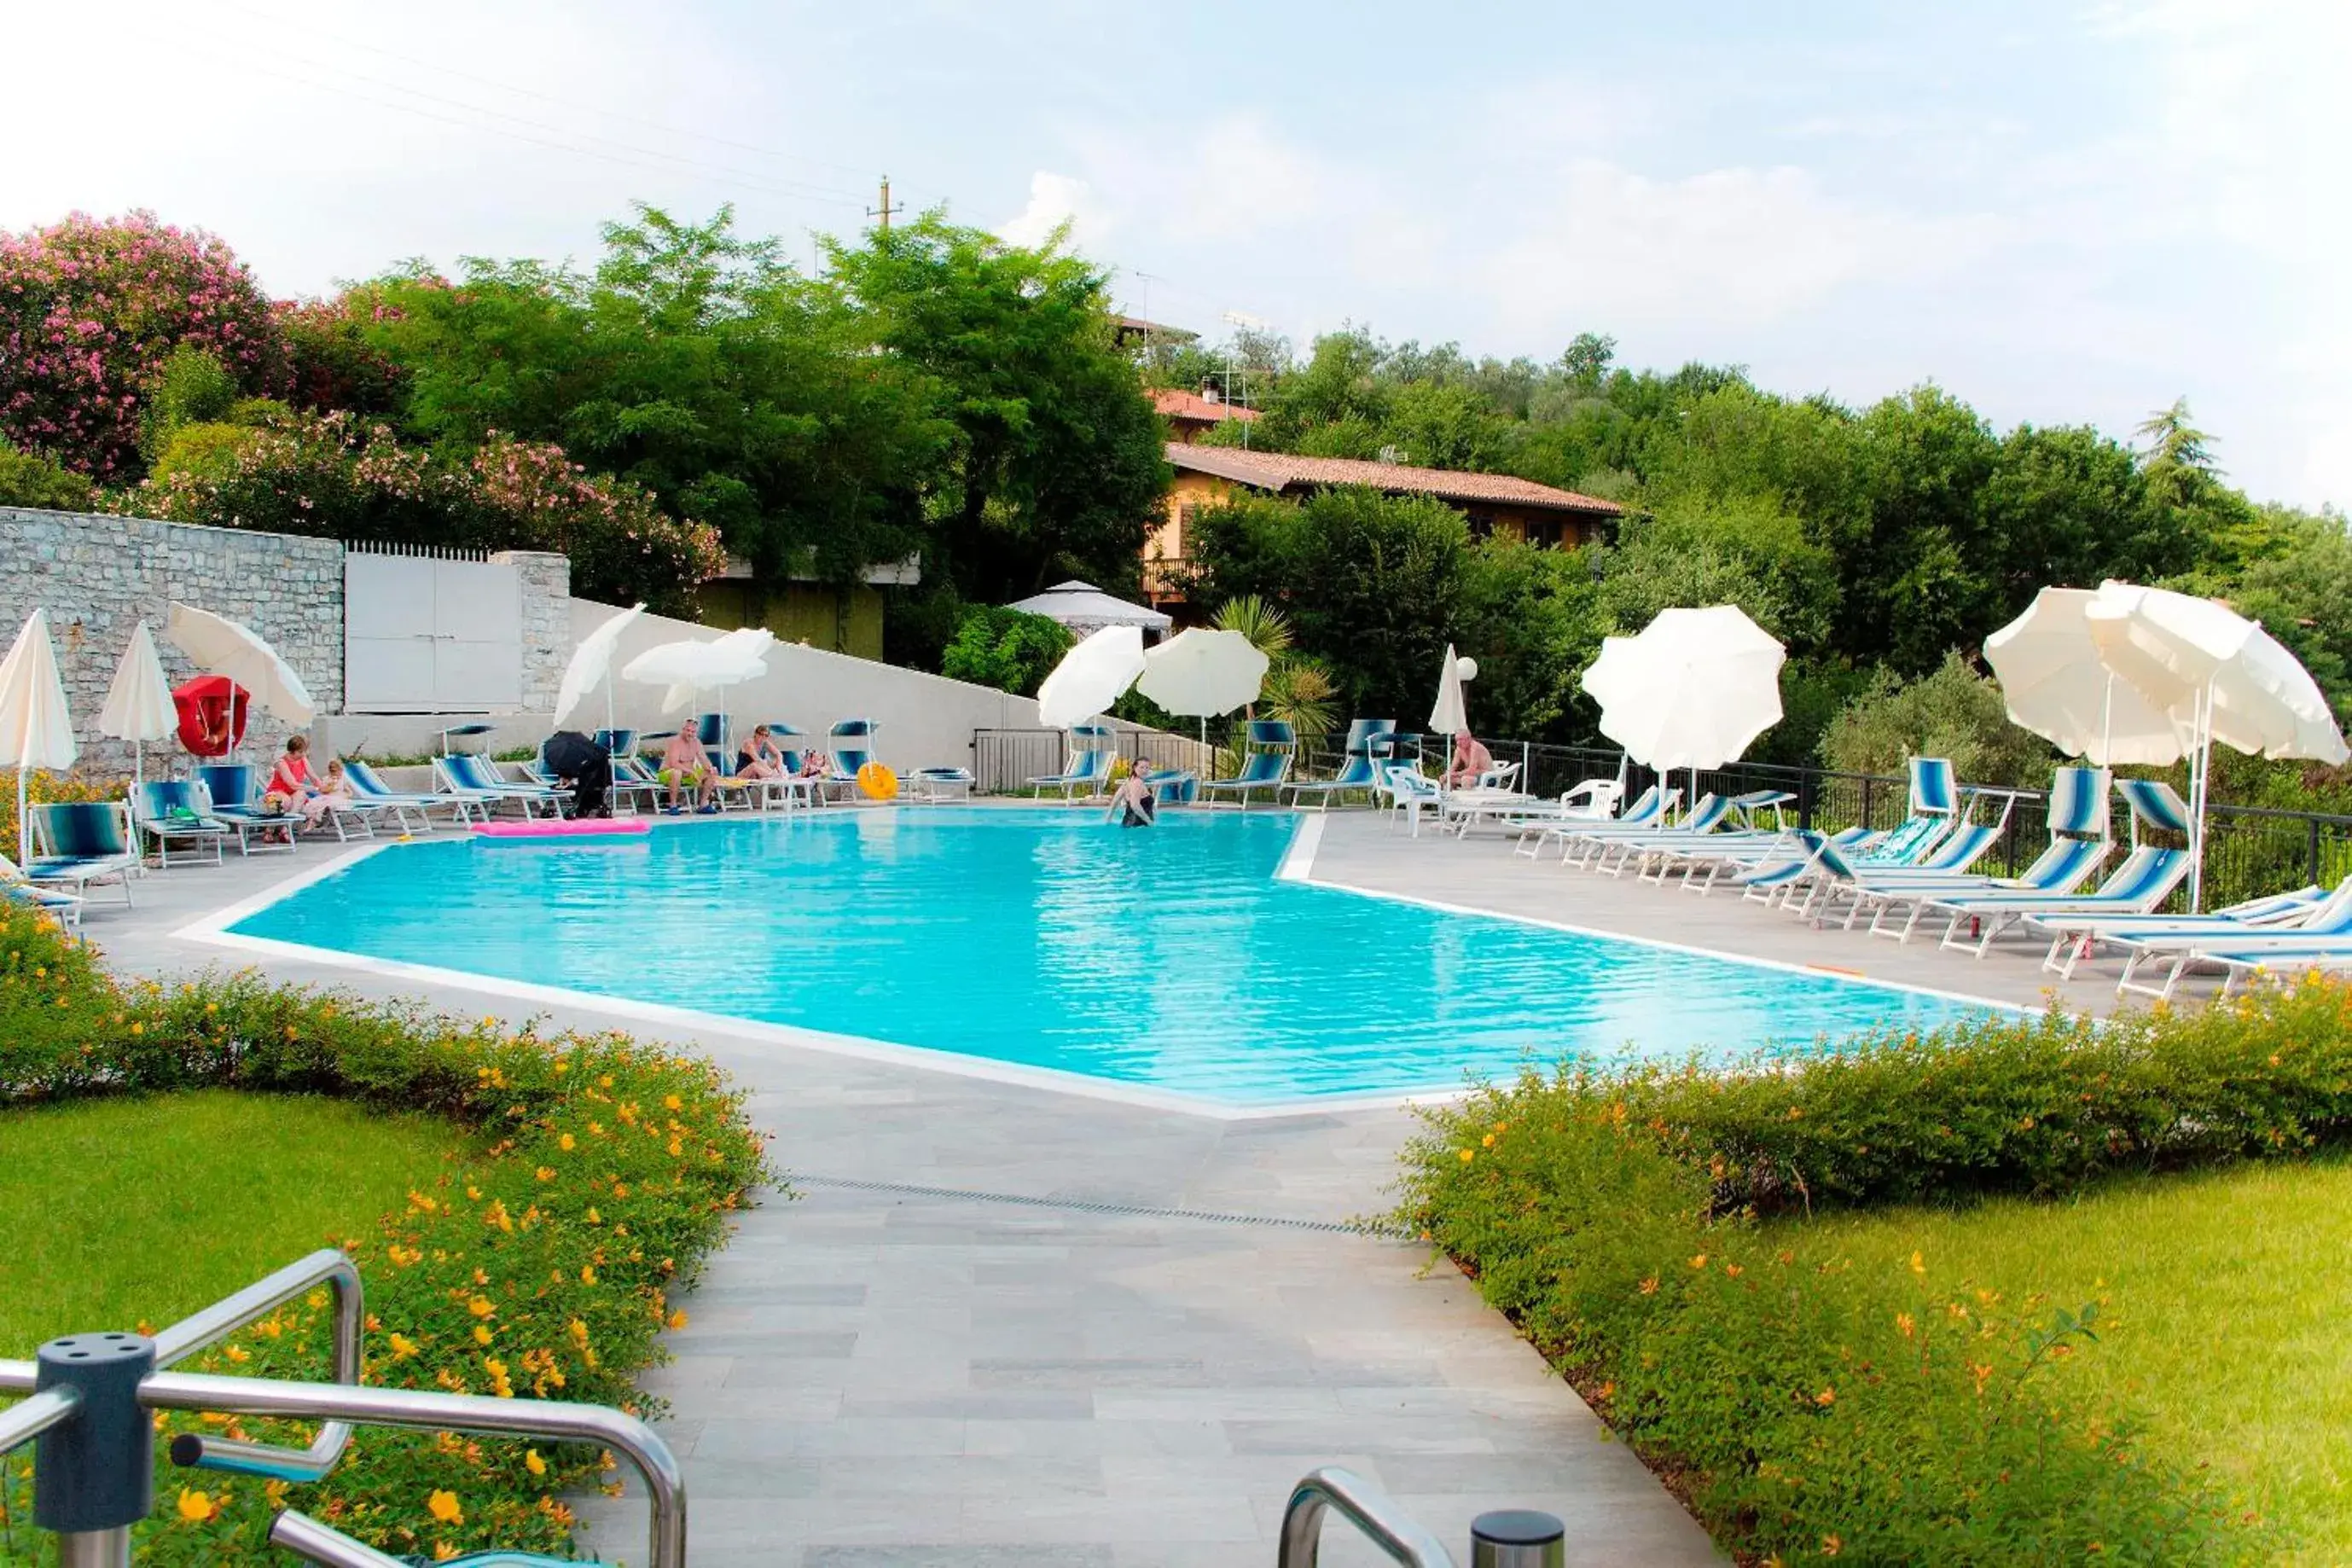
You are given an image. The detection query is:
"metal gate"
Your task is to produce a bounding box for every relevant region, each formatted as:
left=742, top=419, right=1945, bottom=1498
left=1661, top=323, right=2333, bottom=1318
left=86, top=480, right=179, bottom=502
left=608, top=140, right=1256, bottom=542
left=343, top=544, right=525, bottom=712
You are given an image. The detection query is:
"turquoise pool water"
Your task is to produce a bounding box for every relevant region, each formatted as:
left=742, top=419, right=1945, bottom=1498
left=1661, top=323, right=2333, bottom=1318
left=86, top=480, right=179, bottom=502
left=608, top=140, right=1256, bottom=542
left=229, top=809, right=1996, bottom=1105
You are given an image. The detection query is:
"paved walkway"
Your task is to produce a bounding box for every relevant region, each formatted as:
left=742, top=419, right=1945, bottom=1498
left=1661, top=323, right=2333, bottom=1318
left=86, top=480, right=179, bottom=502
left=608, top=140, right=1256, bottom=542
left=70, top=802, right=2126, bottom=1565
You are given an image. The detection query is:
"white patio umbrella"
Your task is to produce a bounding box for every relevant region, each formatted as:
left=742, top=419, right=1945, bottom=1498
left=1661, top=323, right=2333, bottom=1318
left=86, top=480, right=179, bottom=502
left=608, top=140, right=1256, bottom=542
left=1429, top=644, right=1472, bottom=738
left=1983, top=587, right=2184, bottom=767
left=553, top=602, right=644, bottom=736
left=1037, top=624, right=1147, bottom=730
left=623, top=629, right=774, bottom=749
left=1580, top=606, right=1786, bottom=810
left=165, top=601, right=315, bottom=726
left=1136, top=628, right=1269, bottom=749
left=99, top=619, right=177, bottom=794
left=2084, top=580, right=2347, bottom=909
left=0, top=609, right=78, bottom=866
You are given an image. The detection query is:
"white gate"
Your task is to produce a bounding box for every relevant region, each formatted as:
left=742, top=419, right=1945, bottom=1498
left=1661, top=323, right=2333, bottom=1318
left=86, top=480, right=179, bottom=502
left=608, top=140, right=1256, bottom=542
left=344, top=546, right=525, bottom=712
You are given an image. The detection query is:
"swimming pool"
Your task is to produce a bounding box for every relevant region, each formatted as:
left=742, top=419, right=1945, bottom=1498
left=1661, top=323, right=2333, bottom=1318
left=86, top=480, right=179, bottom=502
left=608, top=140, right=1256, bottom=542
left=222, top=809, right=1998, bottom=1107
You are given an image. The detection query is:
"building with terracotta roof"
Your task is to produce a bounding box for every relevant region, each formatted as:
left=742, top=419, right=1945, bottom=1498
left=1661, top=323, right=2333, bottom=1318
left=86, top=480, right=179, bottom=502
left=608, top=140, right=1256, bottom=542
left=1148, top=386, right=1262, bottom=444
left=1146, top=443, right=1623, bottom=607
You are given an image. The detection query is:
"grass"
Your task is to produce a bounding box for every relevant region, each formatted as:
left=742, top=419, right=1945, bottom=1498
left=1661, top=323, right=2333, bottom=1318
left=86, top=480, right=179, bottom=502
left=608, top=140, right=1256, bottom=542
left=1771, top=1153, right=2352, bottom=1563
left=0, top=1090, right=469, bottom=1356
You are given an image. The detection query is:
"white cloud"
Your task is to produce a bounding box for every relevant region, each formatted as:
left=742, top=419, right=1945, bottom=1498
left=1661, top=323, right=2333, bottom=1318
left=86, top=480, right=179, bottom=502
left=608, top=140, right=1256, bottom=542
left=996, top=171, right=1110, bottom=249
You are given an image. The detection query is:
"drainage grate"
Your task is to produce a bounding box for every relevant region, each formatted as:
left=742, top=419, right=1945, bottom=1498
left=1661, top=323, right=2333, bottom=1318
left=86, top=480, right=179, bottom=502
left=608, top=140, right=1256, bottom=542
left=783, top=1173, right=1407, bottom=1237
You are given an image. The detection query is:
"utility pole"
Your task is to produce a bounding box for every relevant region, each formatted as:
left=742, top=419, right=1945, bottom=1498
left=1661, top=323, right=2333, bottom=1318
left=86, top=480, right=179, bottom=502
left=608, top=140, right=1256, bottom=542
left=868, top=174, right=903, bottom=234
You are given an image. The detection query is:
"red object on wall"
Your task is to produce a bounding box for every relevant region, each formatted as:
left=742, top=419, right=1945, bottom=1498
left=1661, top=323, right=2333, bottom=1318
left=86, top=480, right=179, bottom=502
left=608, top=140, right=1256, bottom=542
left=173, top=675, right=248, bottom=758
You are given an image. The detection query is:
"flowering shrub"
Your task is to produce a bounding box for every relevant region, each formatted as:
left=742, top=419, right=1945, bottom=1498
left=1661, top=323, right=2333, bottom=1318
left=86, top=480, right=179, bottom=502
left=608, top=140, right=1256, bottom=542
left=0, top=910, right=772, bottom=1563
left=0, top=212, right=288, bottom=479
left=1391, top=989, right=2352, bottom=1565
left=139, top=410, right=724, bottom=613
left=276, top=295, right=406, bottom=417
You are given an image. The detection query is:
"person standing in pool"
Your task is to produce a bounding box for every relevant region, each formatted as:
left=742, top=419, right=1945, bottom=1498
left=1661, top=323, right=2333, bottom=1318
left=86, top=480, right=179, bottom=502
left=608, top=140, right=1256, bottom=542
left=658, top=726, right=719, bottom=815
left=1108, top=763, right=1159, bottom=828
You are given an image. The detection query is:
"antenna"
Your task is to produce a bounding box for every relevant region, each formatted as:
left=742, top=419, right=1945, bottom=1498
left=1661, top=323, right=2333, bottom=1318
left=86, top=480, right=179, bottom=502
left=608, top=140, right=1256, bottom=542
left=1218, top=311, right=1272, bottom=446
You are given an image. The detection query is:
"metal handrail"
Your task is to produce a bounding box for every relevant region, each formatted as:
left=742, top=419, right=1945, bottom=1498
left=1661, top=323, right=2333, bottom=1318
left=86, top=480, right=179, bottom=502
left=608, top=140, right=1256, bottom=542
left=140, top=1369, right=687, bottom=1568
left=152, top=1247, right=364, bottom=1483
left=1278, top=1466, right=1455, bottom=1568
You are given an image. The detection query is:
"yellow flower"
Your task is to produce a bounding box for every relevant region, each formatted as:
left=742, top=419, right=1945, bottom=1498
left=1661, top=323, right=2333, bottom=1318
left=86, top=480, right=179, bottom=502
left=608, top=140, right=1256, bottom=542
left=1480, top=1133, right=1495, bottom=1148
left=222, top=1344, right=249, bottom=1363
left=1821, top=1534, right=1842, bottom=1558
left=1638, top=1276, right=1659, bottom=1296
left=526, top=1449, right=547, bottom=1478
left=1909, top=1251, right=1925, bottom=1276
left=1688, top=1254, right=1708, bottom=1270
left=428, top=1489, right=463, bottom=1524
left=388, top=1333, right=420, bottom=1360
left=473, top=1324, right=494, bottom=1346
left=667, top=1309, right=690, bottom=1330
left=559, top=1133, right=577, bottom=1152
left=1457, top=1149, right=1474, bottom=1164
left=536, top=1166, right=555, bottom=1183
left=433, top=1545, right=458, bottom=1562
left=177, top=1489, right=217, bottom=1522
left=1896, top=1312, right=1916, bottom=1339
left=580, top=1264, right=597, bottom=1285
left=1814, top=1387, right=1835, bottom=1407
left=467, top=1296, right=496, bottom=1318
left=663, top=1094, right=682, bottom=1112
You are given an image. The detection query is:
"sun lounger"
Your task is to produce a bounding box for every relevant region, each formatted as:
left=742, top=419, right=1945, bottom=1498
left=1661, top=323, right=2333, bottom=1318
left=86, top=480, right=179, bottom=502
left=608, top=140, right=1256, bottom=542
left=344, top=759, right=481, bottom=831
left=2031, top=881, right=2335, bottom=984
left=1030, top=724, right=1118, bottom=800
left=1928, top=845, right=2191, bottom=956
left=1565, top=794, right=1737, bottom=873
left=825, top=718, right=882, bottom=802
left=434, top=753, right=567, bottom=819
left=1198, top=721, right=1295, bottom=808
left=1512, top=782, right=1675, bottom=859
left=905, top=767, right=975, bottom=804
left=1282, top=719, right=1394, bottom=810
left=192, top=763, right=306, bottom=853
left=133, top=779, right=230, bottom=868
left=0, top=850, right=85, bottom=925
left=25, top=801, right=139, bottom=910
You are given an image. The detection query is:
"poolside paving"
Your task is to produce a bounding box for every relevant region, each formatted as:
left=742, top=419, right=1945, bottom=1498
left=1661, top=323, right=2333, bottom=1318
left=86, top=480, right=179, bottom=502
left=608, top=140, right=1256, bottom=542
left=81, top=804, right=2129, bottom=1565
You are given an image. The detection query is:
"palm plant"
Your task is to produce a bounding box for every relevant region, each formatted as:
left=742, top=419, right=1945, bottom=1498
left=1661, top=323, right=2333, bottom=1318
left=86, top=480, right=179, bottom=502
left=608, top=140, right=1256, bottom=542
left=1260, top=659, right=1338, bottom=741
left=1212, top=594, right=1293, bottom=661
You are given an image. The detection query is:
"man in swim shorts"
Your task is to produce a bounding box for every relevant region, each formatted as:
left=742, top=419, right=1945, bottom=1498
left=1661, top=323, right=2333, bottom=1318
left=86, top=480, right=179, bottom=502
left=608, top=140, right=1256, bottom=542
left=658, top=726, right=719, bottom=815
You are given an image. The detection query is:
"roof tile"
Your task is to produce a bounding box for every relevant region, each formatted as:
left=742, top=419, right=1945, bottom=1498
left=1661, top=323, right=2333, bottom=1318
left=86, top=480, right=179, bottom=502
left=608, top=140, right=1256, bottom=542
left=1165, top=443, right=1623, bottom=516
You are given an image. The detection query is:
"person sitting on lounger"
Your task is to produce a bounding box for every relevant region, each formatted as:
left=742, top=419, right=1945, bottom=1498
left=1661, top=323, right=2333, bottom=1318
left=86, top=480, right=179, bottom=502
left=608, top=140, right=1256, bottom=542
left=735, top=724, right=787, bottom=780
left=1442, top=730, right=1494, bottom=789
left=304, top=758, right=358, bottom=827
left=261, top=734, right=322, bottom=839
left=1109, top=764, right=1159, bottom=828
left=658, top=727, right=719, bottom=815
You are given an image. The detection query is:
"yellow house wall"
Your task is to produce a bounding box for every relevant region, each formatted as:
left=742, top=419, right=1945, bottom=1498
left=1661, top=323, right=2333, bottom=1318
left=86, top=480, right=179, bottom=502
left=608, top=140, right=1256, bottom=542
left=1146, top=471, right=1238, bottom=601
left=700, top=581, right=886, bottom=659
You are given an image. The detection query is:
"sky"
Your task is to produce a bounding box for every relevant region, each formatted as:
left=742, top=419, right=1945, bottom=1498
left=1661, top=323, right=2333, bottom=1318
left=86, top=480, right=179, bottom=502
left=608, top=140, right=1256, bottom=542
left=3, top=0, right=2346, bottom=508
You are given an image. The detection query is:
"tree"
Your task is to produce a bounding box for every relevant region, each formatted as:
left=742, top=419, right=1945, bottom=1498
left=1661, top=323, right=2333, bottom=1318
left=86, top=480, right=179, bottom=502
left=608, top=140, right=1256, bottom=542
left=824, top=213, right=1169, bottom=602
left=1817, top=652, right=2053, bottom=787
left=0, top=212, right=287, bottom=479
left=0, top=443, right=94, bottom=510
left=1559, top=332, right=1617, bottom=391
left=938, top=606, right=1072, bottom=695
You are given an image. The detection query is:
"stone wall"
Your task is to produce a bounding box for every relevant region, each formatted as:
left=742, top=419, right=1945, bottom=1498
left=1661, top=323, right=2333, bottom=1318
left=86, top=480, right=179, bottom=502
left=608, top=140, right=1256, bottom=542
left=0, top=506, right=345, bottom=775
left=493, top=549, right=572, bottom=715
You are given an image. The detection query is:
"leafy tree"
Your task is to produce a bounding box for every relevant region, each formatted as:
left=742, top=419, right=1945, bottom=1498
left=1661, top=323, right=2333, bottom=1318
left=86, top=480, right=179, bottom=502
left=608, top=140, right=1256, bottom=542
left=1595, top=493, right=1838, bottom=653
left=139, top=346, right=238, bottom=458
left=0, top=442, right=94, bottom=510
left=824, top=213, right=1168, bottom=602
left=938, top=606, right=1072, bottom=696
left=2227, top=511, right=2352, bottom=717
left=1559, top=332, right=1617, bottom=391
left=1818, top=652, right=2053, bottom=787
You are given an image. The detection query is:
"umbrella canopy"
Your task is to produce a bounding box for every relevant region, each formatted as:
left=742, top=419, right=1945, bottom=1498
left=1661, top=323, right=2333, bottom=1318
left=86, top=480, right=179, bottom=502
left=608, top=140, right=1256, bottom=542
left=1037, top=624, right=1147, bottom=730
left=553, top=603, right=644, bottom=729
left=100, top=620, right=177, bottom=744
left=1005, top=580, right=1171, bottom=636
left=2086, top=582, right=2347, bottom=764
left=1429, top=644, right=1471, bottom=737
left=623, top=628, right=773, bottom=716
left=0, top=609, right=78, bottom=865
left=165, top=601, right=315, bottom=723
left=1579, top=605, right=1786, bottom=771
left=2080, top=580, right=2347, bottom=911
left=1983, top=588, right=2184, bottom=766
left=1135, top=628, right=1269, bottom=718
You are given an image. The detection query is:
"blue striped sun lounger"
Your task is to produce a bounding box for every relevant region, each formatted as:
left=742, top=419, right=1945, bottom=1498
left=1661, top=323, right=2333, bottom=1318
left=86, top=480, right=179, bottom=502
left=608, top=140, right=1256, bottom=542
left=26, top=801, right=139, bottom=910
left=433, top=753, right=566, bottom=819
left=1030, top=724, right=1118, bottom=800
left=2035, top=880, right=2337, bottom=984
left=1198, top=721, right=1295, bottom=808
left=192, top=763, right=305, bottom=854
left=135, top=779, right=231, bottom=868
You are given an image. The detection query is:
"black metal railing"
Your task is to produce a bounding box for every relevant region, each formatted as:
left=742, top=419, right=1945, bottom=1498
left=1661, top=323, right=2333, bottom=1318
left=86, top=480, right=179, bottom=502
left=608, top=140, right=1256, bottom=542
left=971, top=729, right=1213, bottom=794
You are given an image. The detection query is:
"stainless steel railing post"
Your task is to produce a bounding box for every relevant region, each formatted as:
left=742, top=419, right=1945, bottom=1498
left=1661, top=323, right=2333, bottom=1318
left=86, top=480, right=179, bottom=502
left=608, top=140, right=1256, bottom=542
left=1277, top=1466, right=1455, bottom=1568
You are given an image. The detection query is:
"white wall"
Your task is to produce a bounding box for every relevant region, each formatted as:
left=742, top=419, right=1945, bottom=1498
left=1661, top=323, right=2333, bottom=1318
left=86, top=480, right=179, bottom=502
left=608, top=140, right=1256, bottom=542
left=317, top=597, right=1164, bottom=773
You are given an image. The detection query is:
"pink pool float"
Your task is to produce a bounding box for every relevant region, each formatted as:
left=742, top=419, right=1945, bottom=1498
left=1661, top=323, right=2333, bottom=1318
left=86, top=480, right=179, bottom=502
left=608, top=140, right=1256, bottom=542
left=473, top=816, right=651, bottom=844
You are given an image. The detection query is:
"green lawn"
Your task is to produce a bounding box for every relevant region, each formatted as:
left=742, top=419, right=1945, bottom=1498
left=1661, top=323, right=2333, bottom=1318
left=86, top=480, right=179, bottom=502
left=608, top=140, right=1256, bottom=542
left=0, top=1090, right=468, bottom=1355
left=1772, top=1154, right=2352, bottom=1563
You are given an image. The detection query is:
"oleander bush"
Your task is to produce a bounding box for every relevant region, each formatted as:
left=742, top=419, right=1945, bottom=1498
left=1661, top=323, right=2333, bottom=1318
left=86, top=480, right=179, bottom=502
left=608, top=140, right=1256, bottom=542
left=0, top=907, right=773, bottom=1563
left=1395, top=987, right=2352, bottom=1565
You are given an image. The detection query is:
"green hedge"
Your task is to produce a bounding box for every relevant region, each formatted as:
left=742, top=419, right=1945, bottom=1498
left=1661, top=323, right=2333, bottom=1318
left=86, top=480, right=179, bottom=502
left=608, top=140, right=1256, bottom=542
left=0, top=907, right=773, bottom=1563
left=1389, top=986, right=2352, bottom=1565
left=1549, top=988, right=2352, bottom=1216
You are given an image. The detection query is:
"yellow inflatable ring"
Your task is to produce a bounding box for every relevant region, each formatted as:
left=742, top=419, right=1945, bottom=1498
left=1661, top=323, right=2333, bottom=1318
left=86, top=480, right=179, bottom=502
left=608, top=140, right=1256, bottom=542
left=857, top=762, right=899, bottom=800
